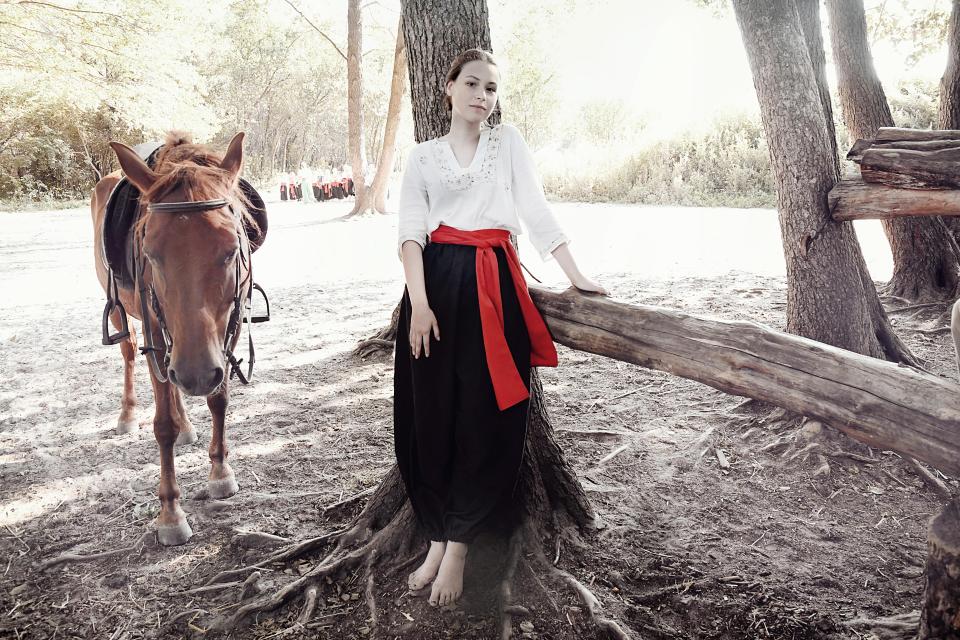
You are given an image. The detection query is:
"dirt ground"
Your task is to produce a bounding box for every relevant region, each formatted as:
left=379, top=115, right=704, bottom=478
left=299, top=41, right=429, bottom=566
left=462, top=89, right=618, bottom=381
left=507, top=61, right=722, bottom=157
left=0, top=200, right=955, bottom=639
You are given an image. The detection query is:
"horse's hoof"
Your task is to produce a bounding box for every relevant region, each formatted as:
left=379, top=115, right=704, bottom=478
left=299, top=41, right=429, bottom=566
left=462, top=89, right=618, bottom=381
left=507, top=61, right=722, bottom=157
left=175, top=427, right=198, bottom=446
left=155, top=518, right=193, bottom=546
left=208, top=469, right=239, bottom=499
left=116, top=417, right=138, bottom=434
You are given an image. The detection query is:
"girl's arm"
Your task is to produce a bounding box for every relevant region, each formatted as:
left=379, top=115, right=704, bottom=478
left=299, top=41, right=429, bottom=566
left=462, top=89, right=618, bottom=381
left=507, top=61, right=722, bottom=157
left=507, top=125, right=608, bottom=295
left=401, top=240, right=440, bottom=359
left=551, top=243, right=608, bottom=295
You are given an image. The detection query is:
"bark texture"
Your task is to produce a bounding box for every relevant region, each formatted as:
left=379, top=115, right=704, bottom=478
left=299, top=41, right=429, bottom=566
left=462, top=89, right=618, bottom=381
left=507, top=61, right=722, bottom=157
left=370, top=22, right=408, bottom=214
left=732, top=0, right=912, bottom=363
left=347, top=0, right=371, bottom=215
left=827, top=0, right=960, bottom=301
left=941, top=0, right=960, bottom=131
left=919, top=499, right=960, bottom=639
left=401, top=0, right=496, bottom=143
left=830, top=171, right=960, bottom=220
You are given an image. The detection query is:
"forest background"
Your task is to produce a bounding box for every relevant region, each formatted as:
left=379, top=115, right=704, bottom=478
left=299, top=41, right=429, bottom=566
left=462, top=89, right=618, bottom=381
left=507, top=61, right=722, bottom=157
left=0, top=0, right=951, bottom=210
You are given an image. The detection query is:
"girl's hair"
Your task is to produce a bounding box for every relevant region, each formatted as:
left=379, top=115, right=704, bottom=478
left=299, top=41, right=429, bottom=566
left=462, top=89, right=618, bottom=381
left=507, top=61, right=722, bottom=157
left=444, top=48, right=497, bottom=112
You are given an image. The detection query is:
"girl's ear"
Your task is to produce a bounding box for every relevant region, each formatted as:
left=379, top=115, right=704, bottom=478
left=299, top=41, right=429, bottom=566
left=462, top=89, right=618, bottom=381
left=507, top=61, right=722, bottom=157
left=445, top=79, right=453, bottom=96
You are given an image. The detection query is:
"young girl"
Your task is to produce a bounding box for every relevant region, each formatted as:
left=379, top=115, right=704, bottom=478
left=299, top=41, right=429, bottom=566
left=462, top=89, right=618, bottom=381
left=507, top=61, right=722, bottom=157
left=395, top=48, right=607, bottom=607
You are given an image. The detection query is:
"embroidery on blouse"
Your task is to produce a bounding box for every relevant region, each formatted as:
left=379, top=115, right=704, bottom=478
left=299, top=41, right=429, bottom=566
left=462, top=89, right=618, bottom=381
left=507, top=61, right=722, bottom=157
left=431, top=124, right=503, bottom=192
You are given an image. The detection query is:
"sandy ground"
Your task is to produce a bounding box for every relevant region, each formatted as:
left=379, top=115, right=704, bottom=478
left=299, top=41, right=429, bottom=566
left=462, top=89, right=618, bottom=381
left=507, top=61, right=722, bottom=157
left=0, top=198, right=955, bottom=639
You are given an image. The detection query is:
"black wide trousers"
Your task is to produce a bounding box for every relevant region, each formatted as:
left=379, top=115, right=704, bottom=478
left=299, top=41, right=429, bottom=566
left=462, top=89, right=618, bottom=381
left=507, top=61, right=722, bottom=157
left=394, top=242, right=531, bottom=543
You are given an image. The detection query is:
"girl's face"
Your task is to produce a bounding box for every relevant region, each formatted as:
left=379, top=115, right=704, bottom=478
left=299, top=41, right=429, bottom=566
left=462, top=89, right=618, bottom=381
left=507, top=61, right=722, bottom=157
left=446, top=60, right=499, bottom=125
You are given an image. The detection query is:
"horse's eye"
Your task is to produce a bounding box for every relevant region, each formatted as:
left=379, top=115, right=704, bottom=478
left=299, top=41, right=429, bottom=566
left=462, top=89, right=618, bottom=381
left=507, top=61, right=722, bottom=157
left=222, top=248, right=239, bottom=265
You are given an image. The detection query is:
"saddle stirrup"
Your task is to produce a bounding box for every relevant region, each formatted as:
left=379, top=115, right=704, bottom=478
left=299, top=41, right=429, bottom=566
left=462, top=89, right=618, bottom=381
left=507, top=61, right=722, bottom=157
left=101, top=269, right=131, bottom=345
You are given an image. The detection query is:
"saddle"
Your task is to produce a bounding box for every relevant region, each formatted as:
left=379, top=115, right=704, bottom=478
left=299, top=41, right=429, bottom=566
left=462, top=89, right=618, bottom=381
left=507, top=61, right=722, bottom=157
left=101, top=142, right=269, bottom=288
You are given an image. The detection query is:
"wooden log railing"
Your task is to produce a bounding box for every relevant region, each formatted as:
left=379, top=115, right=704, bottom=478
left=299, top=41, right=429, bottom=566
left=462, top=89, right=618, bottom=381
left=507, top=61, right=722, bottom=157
left=530, top=286, right=960, bottom=476
left=830, top=127, right=960, bottom=221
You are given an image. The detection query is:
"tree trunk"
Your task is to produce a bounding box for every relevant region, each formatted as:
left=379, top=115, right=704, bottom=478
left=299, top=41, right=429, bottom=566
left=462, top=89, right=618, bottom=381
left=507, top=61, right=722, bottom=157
left=347, top=0, right=371, bottom=215
left=827, top=0, right=960, bottom=301
left=355, top=0, right=500, bottom=356
left=370, top=21, right=408, bottom=214
left=402, top=0, right=495, bottom=143
left=941, top=0, right=960, bottom=131
left=732, top=0, right=913, bottom=363
left=919, top=499, right=960, bottom=640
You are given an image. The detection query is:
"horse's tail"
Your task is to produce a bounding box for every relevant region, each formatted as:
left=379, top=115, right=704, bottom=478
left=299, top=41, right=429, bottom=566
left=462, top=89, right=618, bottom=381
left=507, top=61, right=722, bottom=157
left=165, top=130, right=193, bottom=147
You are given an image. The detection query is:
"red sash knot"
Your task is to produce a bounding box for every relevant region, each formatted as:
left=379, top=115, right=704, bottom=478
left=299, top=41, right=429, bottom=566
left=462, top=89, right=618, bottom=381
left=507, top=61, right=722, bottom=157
left=430, top=225, right=558, bottom=411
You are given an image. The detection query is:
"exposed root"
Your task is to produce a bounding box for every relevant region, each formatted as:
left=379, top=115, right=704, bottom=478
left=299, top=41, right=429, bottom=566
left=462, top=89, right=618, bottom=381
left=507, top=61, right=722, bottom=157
left=204, top=528, right=346, bottom=586
left=321, top=486, right=376, bottom=515
left=297, top=585, right=318, bottom=626
left=842, top=611, right=919, bottom=640
left=908, top=458, right=953, bottom=501
left=497, top=528, right=524, bottom=640
left=885, top=302, right=948, bottom=315
left=212, top=505, right=416, bottom=630
left=38, top=532, right=153, bottom=571
left=525, top=522, right=634, bottom=640
left=363, top=550, right=379, bottom=636
left=239, top=571, right=263, bottom=602
left=353, top=303, right=400, bottom=359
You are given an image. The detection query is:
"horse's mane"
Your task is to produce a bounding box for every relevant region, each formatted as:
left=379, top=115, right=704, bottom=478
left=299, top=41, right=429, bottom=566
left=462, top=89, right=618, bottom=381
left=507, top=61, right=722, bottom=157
left=137, top=131, right=260, bottom=238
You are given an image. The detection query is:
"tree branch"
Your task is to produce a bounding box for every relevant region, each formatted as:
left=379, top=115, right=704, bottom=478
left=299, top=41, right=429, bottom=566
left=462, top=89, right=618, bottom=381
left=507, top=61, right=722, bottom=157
left=283, top=0, right=347, bottom=60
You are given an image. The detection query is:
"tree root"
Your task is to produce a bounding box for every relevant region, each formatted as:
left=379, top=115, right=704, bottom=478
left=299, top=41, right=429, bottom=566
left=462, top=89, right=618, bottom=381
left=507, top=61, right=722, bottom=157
left=353, top=302, right=400, bottom=359
left=211, top=505, right=417, bottom=630
left=908, top=459, right=953, bottom=501
left=204, top=528, right=347, bottom=586
left=38, top=532, right=154, bottom=571
left=842, top=611, right=919, bottom=640
left=498, top=528, right=524, bottom=640
left=522, top=521, right=634, bottom=640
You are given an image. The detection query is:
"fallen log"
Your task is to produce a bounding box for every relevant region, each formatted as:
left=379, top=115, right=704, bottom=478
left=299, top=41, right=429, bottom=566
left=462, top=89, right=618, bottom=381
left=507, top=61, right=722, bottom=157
left=875, top=127, right=960, bottom=143
left=860, top=146, right=960, bottom=189
left=846, top=138, right=960, bottom=163
left=529, top=286, right=960, bottom=476
left=829, top=173, right=960, bottom=220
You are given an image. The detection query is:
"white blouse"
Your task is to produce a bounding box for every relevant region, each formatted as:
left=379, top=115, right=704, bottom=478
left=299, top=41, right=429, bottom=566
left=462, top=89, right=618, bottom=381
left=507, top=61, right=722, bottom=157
left=397, top=123, right=568, bottom=261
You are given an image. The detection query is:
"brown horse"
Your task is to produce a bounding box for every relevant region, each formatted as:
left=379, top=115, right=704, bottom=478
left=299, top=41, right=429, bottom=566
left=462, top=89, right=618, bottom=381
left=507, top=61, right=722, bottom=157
left=91, top=132, right=258, bottom=545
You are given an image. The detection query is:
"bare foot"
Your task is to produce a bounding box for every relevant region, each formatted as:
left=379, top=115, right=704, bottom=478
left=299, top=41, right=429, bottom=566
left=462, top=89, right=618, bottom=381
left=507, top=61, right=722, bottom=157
left=408, top=540, right=446, bottom=591
left=429, top=541, right=467, bottom=606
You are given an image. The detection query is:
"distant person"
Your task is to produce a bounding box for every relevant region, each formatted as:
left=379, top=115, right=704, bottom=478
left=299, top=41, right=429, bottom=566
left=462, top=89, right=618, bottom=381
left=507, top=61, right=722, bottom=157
left=394, top=49, right=607, bottom=607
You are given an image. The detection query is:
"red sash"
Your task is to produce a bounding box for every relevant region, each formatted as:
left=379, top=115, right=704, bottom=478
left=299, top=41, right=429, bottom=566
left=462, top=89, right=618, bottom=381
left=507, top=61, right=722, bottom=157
left=429, top=225, right=558, bottom=410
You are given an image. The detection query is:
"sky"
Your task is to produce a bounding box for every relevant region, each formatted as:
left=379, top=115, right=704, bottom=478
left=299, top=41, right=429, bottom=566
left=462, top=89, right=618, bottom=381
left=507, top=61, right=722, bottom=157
left=487, top=0, right=952, bottom=139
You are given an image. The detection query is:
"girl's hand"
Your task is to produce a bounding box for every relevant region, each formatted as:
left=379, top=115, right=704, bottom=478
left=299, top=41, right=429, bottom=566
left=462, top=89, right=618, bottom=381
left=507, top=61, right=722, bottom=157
left=571, top=275, right=609, bottom=296
left=410, top=303, right=440, bottom=358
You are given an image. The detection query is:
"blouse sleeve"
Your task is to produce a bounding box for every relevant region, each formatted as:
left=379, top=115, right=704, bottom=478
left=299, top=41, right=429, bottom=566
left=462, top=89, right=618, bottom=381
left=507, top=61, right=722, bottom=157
left=507, top=125, right=568, bottom=260
left=397, top=150, right=430, bottom=257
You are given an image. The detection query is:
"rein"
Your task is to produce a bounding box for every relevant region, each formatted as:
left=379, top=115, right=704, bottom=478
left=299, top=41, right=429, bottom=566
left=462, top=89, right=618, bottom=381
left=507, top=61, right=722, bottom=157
left=135, top=197, right=263, bottom=387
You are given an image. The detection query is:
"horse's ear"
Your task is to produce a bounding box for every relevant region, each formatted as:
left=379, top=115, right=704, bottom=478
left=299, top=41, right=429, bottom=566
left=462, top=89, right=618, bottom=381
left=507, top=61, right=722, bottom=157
left=220, top=132, right=245, bottom=181
left=109, top=142, right=157, bottom=193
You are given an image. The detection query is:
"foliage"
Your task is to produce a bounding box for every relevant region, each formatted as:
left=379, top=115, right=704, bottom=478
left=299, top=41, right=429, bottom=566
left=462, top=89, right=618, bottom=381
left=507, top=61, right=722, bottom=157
left=541, top=112, right=776, bottom=208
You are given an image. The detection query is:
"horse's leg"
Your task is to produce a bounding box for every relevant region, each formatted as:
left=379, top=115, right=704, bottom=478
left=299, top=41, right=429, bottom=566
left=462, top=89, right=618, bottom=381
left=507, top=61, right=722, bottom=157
left=150, top=375, right=193, bottom=545
left=206, top=384, right=239, bottom=499
left=112, top=307, right=138, bottom=434
left=172, top=386, right=198, bottom=446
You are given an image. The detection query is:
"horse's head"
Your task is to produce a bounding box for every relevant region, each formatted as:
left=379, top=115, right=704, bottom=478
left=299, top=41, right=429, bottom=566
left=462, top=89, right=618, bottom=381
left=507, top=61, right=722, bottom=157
left=110, top=132, right=253, bottom=396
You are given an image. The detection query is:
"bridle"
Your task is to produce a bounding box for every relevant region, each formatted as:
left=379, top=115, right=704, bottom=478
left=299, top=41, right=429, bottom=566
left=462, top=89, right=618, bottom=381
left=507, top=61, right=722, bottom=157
left=135, top=197, right=264, bottom=388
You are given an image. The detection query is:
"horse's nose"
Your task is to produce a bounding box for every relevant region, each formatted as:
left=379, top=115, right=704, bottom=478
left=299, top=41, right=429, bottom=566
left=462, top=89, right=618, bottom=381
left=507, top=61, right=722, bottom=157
left=170, top=366, right=224, bottom=396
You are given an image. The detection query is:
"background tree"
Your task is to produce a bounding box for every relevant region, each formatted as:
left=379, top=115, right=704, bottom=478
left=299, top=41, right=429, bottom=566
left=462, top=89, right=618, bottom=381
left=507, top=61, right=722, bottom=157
left=827, top=0, right=960, bottom=302
left=369, top=21, right=407, bottom=213
left=941, top=0, right=960, bottom=130
left=731, top=0, right=913, bottom=364
left=346, top=0, right=371, bottom=215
